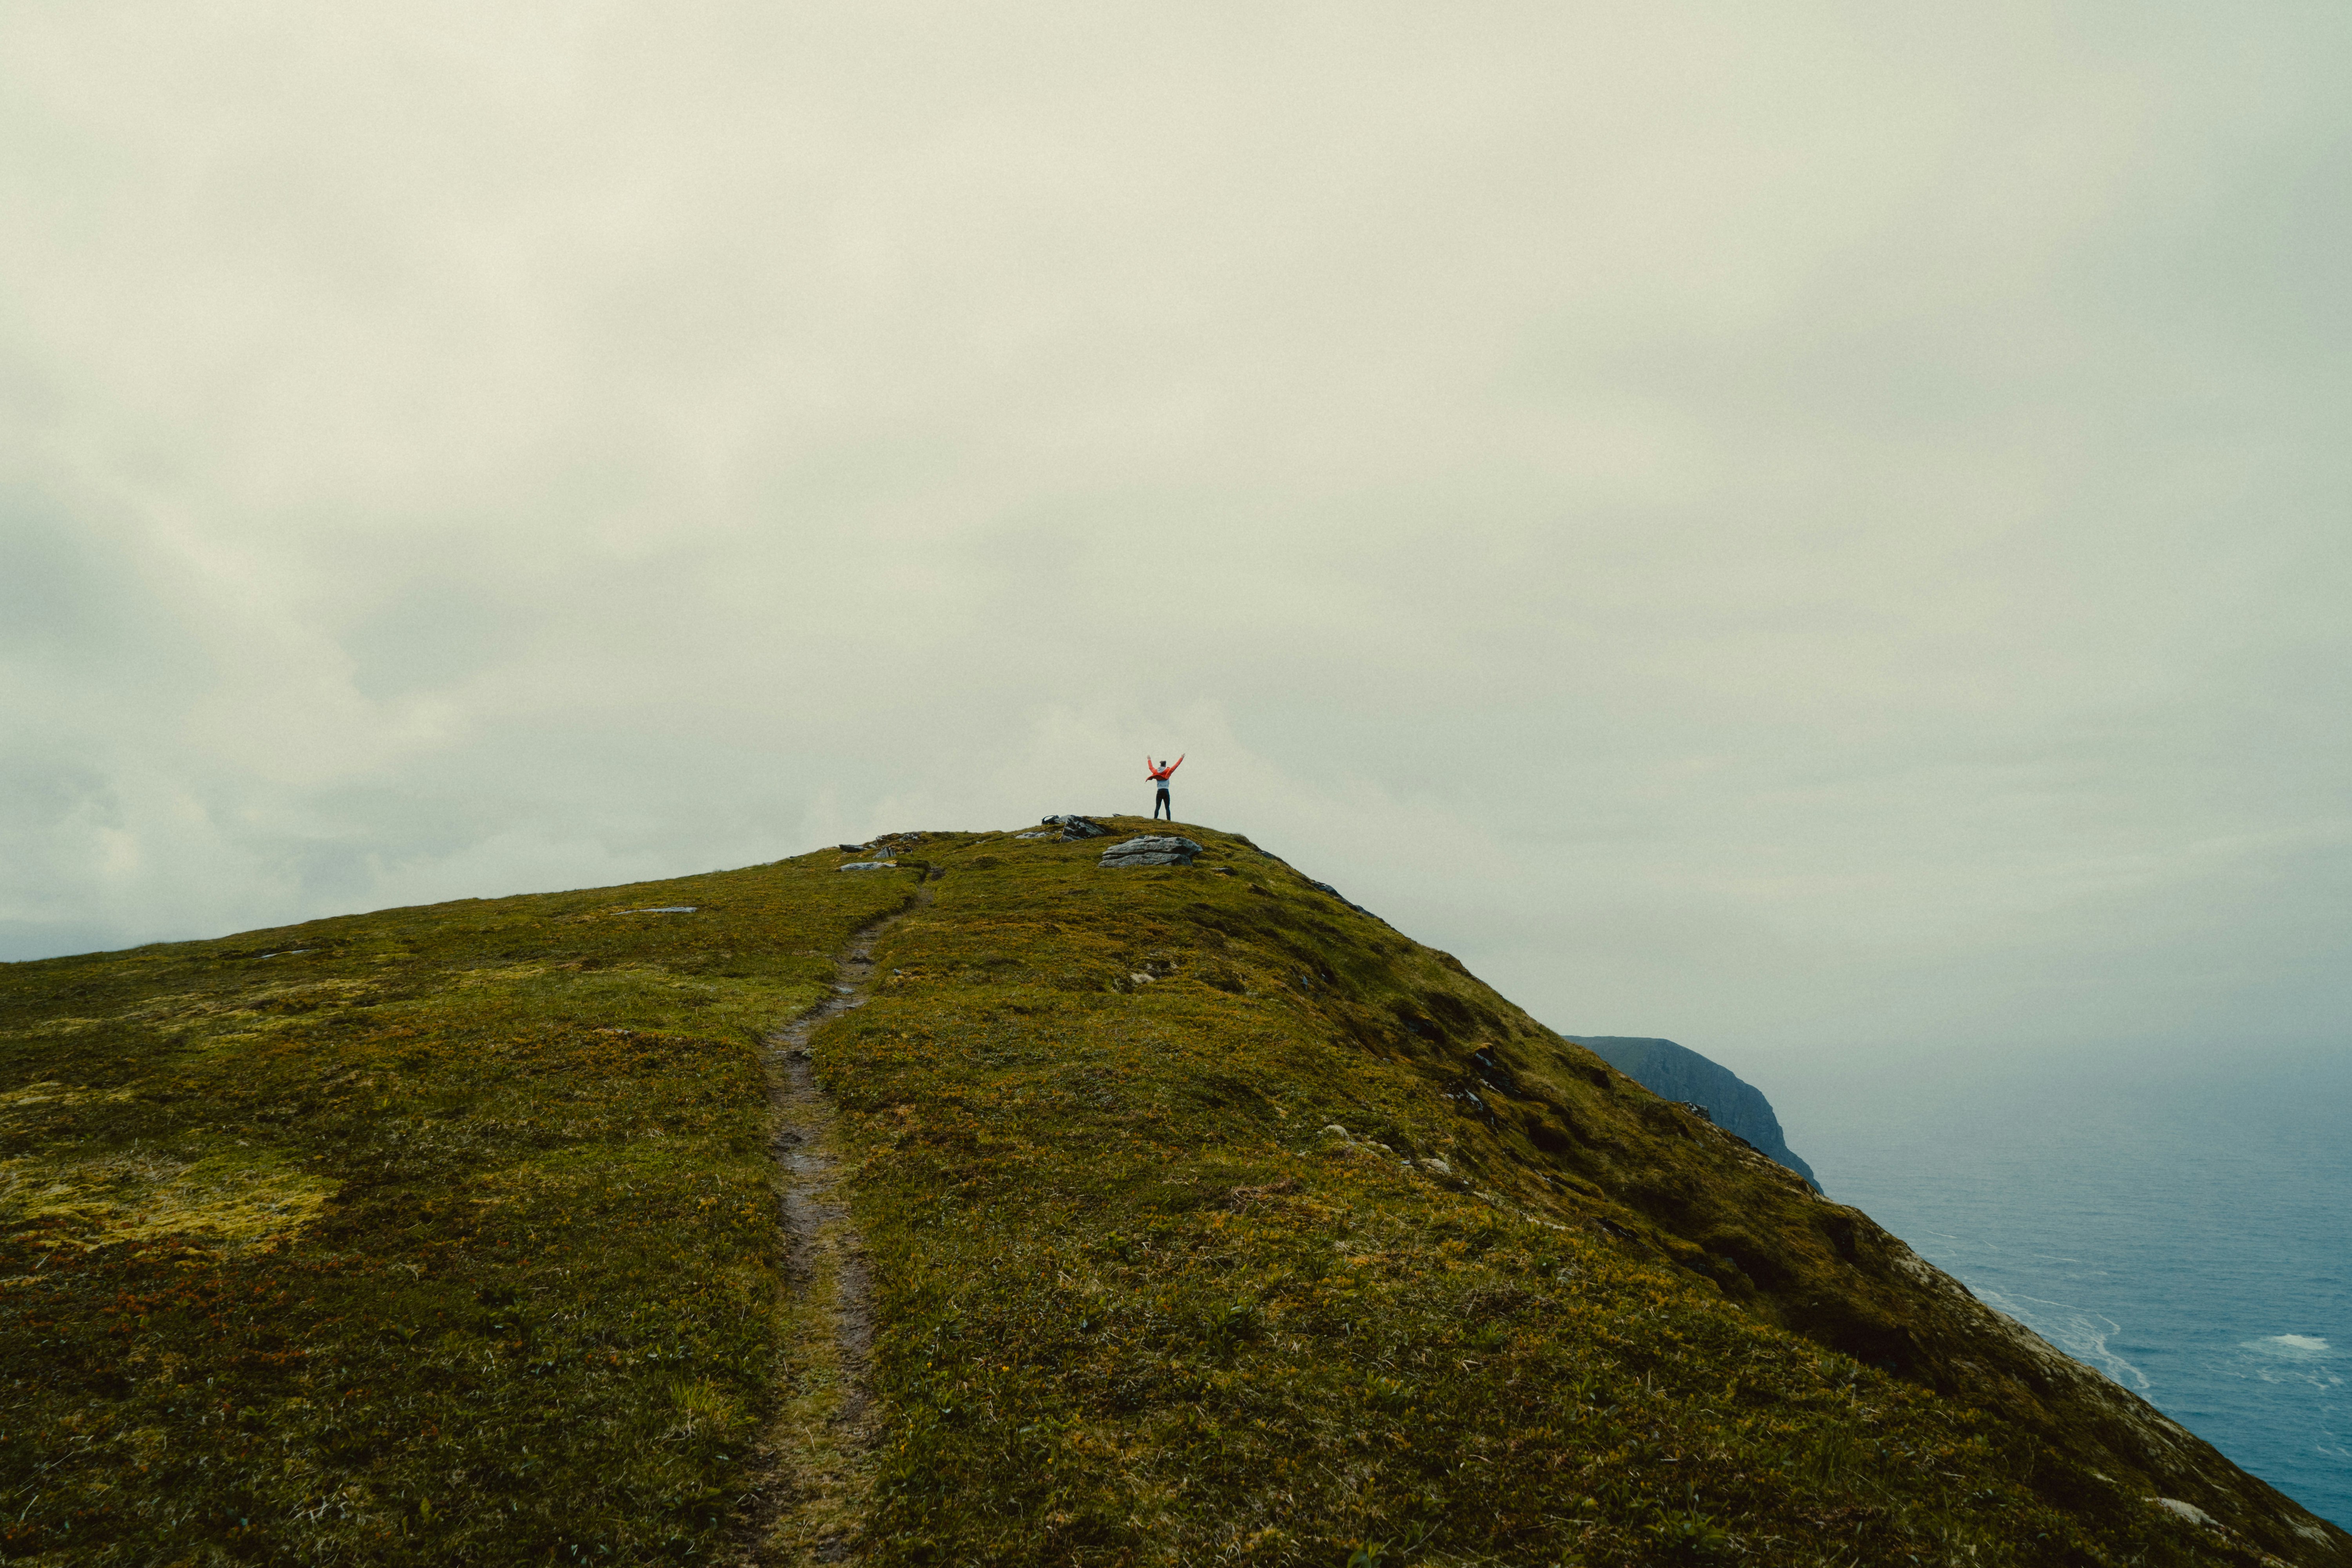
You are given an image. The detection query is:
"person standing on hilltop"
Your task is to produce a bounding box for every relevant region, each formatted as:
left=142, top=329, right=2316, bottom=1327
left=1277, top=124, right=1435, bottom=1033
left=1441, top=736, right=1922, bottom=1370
left=1147, top=754, right=1183, bottom=820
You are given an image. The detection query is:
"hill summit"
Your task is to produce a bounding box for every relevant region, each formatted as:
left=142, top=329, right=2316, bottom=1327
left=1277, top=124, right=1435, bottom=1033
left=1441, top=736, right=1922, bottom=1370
left=4, top=820, right=2345, bottom=1566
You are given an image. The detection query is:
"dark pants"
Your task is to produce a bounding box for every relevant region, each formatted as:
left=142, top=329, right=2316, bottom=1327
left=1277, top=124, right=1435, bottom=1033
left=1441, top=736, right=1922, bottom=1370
left=1154, top=789, right=1171, bottom=820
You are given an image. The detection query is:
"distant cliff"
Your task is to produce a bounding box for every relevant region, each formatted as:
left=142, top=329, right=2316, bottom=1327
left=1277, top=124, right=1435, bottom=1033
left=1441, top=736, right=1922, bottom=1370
left=1570, top=1035, right=1821, bottom=1192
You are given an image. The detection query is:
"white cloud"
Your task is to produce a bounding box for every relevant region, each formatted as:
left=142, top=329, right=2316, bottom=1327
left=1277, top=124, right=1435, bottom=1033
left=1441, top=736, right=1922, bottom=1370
left=5, top=1, right=2350, bottom=1059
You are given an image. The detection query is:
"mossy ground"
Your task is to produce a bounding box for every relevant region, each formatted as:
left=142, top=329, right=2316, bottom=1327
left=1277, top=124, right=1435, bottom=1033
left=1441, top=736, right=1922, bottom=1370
left=4, top=823, right=2343, bottom=1566
left=1, top=858, right=913, bottom=1564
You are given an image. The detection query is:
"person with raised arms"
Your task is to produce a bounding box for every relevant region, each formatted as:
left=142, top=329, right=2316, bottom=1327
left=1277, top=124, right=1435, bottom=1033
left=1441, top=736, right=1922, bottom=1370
left=1146, top=754, right=1183, bottom=820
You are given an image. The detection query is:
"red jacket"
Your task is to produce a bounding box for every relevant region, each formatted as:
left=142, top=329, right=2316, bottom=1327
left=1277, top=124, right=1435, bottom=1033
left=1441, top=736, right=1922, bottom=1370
left=1147, top=755, right=1184, bottom=784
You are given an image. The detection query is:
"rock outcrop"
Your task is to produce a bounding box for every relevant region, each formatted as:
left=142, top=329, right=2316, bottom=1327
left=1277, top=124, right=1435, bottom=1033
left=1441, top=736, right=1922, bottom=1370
left=1099, top=835, right=1203, bottom=867
left=1570, top=1034, right=1820, bottom=1191
left=1017, top=815, right=1112, bottom=842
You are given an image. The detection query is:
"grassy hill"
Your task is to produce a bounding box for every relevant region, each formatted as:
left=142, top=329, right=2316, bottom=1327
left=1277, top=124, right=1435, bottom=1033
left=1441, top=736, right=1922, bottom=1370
left=5, top=821, right=2346, bottom=1567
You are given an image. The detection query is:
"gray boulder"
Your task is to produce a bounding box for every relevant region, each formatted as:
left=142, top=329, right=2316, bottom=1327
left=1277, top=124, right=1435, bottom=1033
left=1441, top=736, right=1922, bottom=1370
left=1042, top=815, right=1111, bottom=840
left=1100, top=835, right=1204, bottom=868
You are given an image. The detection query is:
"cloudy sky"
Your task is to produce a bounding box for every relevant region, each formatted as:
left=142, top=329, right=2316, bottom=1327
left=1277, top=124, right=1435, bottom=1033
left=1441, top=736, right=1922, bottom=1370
left=5, top=2, right=2348, bottom=1070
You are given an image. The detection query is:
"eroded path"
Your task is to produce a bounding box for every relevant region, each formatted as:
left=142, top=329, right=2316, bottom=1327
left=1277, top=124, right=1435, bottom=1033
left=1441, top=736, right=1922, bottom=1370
left=737, top=884, right=929, bottom=1564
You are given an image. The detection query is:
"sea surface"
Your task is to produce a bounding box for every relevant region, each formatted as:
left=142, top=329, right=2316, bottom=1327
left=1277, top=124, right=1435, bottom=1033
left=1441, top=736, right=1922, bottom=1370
left=1766, top=1041, right=2350, bottom=1528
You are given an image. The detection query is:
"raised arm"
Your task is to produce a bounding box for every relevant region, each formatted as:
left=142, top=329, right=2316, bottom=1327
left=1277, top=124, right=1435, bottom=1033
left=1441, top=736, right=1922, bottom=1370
left=1170, top=754, right=1185, bottom=774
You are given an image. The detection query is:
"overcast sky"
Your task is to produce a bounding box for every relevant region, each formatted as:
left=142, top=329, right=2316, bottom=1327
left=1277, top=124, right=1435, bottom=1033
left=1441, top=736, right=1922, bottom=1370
left=5, top=2, right=2348, bottom=1071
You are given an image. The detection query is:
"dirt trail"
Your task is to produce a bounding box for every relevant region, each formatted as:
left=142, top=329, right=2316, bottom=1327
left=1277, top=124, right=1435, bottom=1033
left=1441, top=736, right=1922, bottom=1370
left=737, top=883, right=931, bottom=1564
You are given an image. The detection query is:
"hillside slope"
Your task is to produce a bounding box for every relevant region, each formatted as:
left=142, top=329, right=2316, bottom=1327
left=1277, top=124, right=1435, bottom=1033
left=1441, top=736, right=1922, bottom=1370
left=4, top=821, right=2344, bottom=1566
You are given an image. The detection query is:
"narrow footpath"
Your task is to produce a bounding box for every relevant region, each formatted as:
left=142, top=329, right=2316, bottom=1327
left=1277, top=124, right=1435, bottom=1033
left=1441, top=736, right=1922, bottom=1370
left=737, top=883, right=931, bottom=1564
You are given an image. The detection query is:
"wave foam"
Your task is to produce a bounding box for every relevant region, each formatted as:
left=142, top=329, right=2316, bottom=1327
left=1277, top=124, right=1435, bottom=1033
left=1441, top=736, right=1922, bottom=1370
left=2241, top=1333, right=2332, bottom=1360
left=1981, top=1289, right=2149, bottom=1389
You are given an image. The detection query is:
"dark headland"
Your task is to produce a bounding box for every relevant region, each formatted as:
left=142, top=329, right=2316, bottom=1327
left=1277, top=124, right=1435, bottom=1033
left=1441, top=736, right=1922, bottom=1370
left=1570, top=1035, right=1822, bottom=1191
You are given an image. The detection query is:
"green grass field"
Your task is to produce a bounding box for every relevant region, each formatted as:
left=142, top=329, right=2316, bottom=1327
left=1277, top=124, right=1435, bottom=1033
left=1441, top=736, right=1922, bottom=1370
left=1, top=857, right=913, bottom=1563
left=5, top=822, right=2346, bottom=1566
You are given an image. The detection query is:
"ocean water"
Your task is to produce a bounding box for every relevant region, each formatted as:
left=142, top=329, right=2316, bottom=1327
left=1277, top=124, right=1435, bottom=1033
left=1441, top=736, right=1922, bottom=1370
left=1766, top=1042, right=2350, bottom=1528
